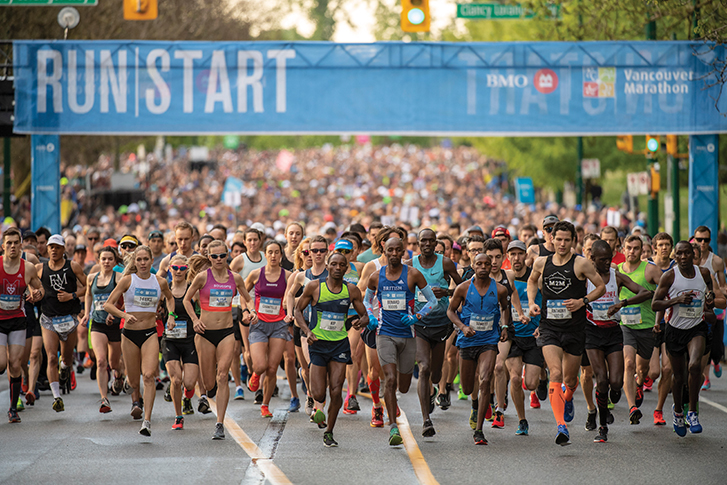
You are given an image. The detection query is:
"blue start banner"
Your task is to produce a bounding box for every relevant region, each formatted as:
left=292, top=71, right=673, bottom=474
left=688, top=134, right=719, bottom=253
left=30, top=134, right=61, bottom=234
left=12, top=40, right=727, bottom=135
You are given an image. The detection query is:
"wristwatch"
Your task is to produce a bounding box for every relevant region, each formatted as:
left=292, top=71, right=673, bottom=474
left=72, top=292, right=78, bottom=300
left=582, top=297, right=589, bottom=306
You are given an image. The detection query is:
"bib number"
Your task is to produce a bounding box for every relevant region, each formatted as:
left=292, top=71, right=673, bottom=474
left=133, top=288, right=158, bottom=308
left=621, top=306, right=641, bottom=326
left=591, top=301, right=612, bottom=321
left=469, top=313, right=494, bottom=332
left=546, top=300, right=572, bottom=320
left=51, top=315, right=75, bottom=333
left=259, top=297, right=281, bottom=316
left=382, top=291, right=406, bottom=311
left=511, top=306, right=529, bottom=320
left=232, top=294, right=241, bottom=308
left=679, top=300, right=702, bottom=320
left=209, top=288, right=233, bottom=308
left=166, top=320, right=187, bottom=339
left=0, top=294, right=21, bottom=311
left=320, top=311, right=345, bottom=332
left=93, top=293, right=109, bottom=313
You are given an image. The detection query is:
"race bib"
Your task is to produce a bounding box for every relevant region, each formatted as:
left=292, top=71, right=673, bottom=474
left=320, top=311, right=345, bottom=332
left=382, top=291, right=406, bottom=311
left=51, top=314, right=75, bottom=333
left=133, top=288, right=158, bottom=308
left=232, top=294, right=241, bottom=308
left=0, top=294, right=21, bottom=311
left=259, top=296, right=281, bottom=315
left=591, top=301, right=612, bottom=321
left=546, top=300, right=572, bottom=320
left=93, top=293, right=110, bottom=313
left=679, top=299, right=703, bottom=319
left=209, top=288, right=233, bottom=308
left=166, top=320, right=187, bottom=339
left=470, top=313, right=494, bottom=332
left=511, top=306, right=530, bottom=320
left=621, top=306, right=642, bottom=326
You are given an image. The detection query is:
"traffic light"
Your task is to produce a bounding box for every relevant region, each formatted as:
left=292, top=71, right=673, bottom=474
left=666, top=135, right=677, bottom=156
left=616, top=135, right=633, bottom=154
left=646, top=135, right=660, bottom=153
left=124, top=0, right=158, bottom=20
left=401, top=0, right=430, bottom=33
left=650, top=164, right=660, bottom=197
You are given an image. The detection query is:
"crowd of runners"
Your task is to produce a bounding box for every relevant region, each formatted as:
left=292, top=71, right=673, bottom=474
left=1, top=211, right=725, bottom=448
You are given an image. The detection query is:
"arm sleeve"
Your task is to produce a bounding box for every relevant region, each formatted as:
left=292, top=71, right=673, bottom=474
left=364, top=288, right=378, bottom=317
left=417, top=285, right=437, bottom=318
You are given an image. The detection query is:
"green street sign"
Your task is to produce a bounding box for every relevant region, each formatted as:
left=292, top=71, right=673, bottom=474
left=457, top=3, right=560, bottom=20
left=0, top=0, right=98, bottom=5
left=223, top=135, right=240, bottom=150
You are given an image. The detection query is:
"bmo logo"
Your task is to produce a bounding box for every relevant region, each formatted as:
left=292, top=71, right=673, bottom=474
left=534, top=69, right=558, bottom=94
left=486, top=74, right=528, bottom=88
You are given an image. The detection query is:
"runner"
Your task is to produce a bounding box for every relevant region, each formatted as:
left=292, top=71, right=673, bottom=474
left=492, top=226, right=512, bottom=270
left=36, top=234, right=87, bottom=411
left=447, top=253, right=511, bottom=445
left=525, top=215, right=558, bottom=267
left=294, top=252, right=368, bottom=446
left=159, top=221, right=197, bottom=281
left=290, top=238, right=314, bottom=413
left=363, top=237, right=437, bottom=446
left=600, top=226, right=626, bottom=265
left=104, top=246, right=175, bottom=436
left=527, top=221, right=605, bottom=445
left=148, top=230, right=166, bottom=271
left=2, top=228, right=43, bottom=423
left=580, top=233, right=601, bottom=430
left=185, top=241, right=254, bottom=439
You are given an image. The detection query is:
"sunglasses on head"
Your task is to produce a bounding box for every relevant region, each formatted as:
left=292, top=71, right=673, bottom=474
left=120, top=243, right=137, bottom=250
left=336, top=248, right=352, bottom=255
left=543, top=226, right=554, bottom=233
left=209, top=253, right=227, bottom=260
left=310, top=248, right=327, bottom=254
left=171, top=265, right=188, bottom=271
left=695, top=237, right=711, bottom=243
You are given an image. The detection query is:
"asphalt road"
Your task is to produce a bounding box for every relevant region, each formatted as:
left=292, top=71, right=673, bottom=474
left=2, top=362, right=727, bottom=485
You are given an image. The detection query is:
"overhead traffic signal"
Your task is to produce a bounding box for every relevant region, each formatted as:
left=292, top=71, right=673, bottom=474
left=616, top=135, right=633, bottom=154
left=646, top=135, right=660, bottom=153
left=124, top=0, right=157, bottom=20
left=666, top=135, right=677, bottom=156
left=401, top=0, right=430, bottom=33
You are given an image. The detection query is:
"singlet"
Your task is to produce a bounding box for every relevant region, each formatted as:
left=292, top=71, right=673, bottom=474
left=343, top=262, right=360, bottom=317
left=199, top=268, right=236, bottom=313
left=494, top=268, right=513, bottom=315
left=700, top=251, right=717, bottom=278
left=538, top=243, right=555, bottom=257
left=0, top=256, right=27, bottom=319
left=413, top=254, right=450, bottom=327
left=40, top=260, right=81, bottom=317
left=649, top=258, right=676, bottom=324
left=310, top=281, right=351, bottom=342
left=512, top=268, right=540, bottom=338
left=540, top=254, right=587, bottom=332
left=303, top=267, right=329, bottom=321
left=90, top=272, right=117, bottom=324
left=123, top=273, right=161, bottom=313
left=376, top=265, right=416, bottom=338
left=455, top=278, right=501, bottom=348
left=165, top=285, right=197, bottom=341
left=241, top=252, right=267, bottom=298
left=618, top=260, right=655, bottom=329
left=666, top=264, right=707, bottom=330
left=586, top=268, right=620, bottom=328
left=254, top=266, right=287, bottom=323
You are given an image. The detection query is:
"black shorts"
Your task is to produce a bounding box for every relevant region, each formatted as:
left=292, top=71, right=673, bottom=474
left=537, top=325, right=585, bottom=356
left=361, top=327, right=377, bottom=349
left=581, top=353, right=591, bottom=367
left=233, top=319, right=242, bottom=342
left=704, top=320, right=714, bottom=356
left=25, top=317, right=41, bottom=339
left=162, top=337, right=199, bottom=366
left=459, top=343, right=498, bottom=361
left=585, top=325, right=623, bottom=355
left=665, top=321, right=708, bottom=357
left=507, top=336, right=544, bottom=367
left=122, top=327, right=157, bottom=348
left=199, top=326, right=235, bottom=347
left=91, top=320, right=122, bottom=343
left=293, top=325, right=302, bottom=347
left=308, top=338, right=352, bottom=367
left=0, top=316, right=26, bottom=334
left=621, top=326, right=655, bottom=360
left=414, top=323, right=453, bottom=346
left=654, top=322, right=665, bottom=348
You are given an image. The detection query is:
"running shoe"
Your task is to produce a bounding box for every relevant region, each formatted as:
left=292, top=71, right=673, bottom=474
left=585, top=410, right=597, bottom=431
left=473, top=429, right=488, bottom=445
left=606, top=410, right=614, bottom=425
left=288, top=397, right=300, bottom=413
left=555, top=424, right=571, bottom=446
left=536, top=379, right=548, bottom=401
left=643, top=376, right=653, bottom=392
left=8, top=409, right=21, bottom=423
left=248, top=372, right=261, bottom=392
left=348, top=395, right=361, bottom=411
left=422, top=418, right=436, bottom=437
left=261, top=405, right=273, bottom=418
left=240, top=364, right=248, bottom=384
left=155, top=378, right=164, bottom=391
left=164, top=385, right=172, bottom=402
left=701, top=379, right=711, bottom=391
left=607, top=398, right=615, bottom=410
left=714, top=362, right=723, bottom=378
left=172, top=416, right=184, bottom=430
left=516, top=419, right=529, bottom=436
left=492, top=411, right=504, bottom=429
left=305, top=396, right=315, bottom=416
left=609, top=387, right=621, bottom=405
left=213, top=422, right=226, bottom=440
left=16, top=397, right=24, bottom=412
left=653, top=409, right=666, bottom=426
left=21, top=378, right=28, bottom=394
left=323, top=431, right=338, bottom=447
left=130, top=401, right=143, bottom=420
left=563, top=385, right=575, bottom=423
left=254, top=389, right=263, bottom=405
left=458, top=387, right=468, bottom=400
left=388, top=426, right=403, bottom=446
left=273, top=385, right=279, bottom=398
left=371, top=407, right=384, bottom=428
left=52, top=397, right=64, bottom=412
left=629, top=406, right=642, bottom=425
left=59, top=365, right=70, bottom=393
left=25, top=391, right=35, bottom=406
left=429, top=390, right=437, bottom=415
left=90, top=363, right=97, bottom=381
left=437, top=391, right=451, bottom=410
left=594, top=426, right=608, bottom=443
left=469, top=408, right=478, bottom=430
left=686, top=411, right=702, bottom=433
left=343, top=397, right=357, bottom=415
left=484, top=404, right=493, bottom=422
left=70, top=370, right=77, bottom=391
left=110, top=376, right=123, bottom=396
left=99, top=398, right=111, bottom=414
left=234, top=387, right=245, bottom=401
left=396, top=405, right=401, bottom=418
left=635, top=384, right=644, bottom=408
left=123, top=377, right=133, bottom=394
left=672, top=405, right=687, bottom=437
left=207, top=383, right=218, bottom=399
left=182, top=397, right=195, bottom=415
left=139, top=420, right=151, bottom=437
left=530, top=392, right=540, bottom=409
left=312, top=408, right=326, bottom=424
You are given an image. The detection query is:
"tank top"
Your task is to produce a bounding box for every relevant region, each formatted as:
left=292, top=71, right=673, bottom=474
left=512, top=268, right=540, bottom=337
left=91, top=272, right=117, bottom=324
left=199, top=268, right=236, bottom=313
left=343, top=262, right=360, bottom=317
left=495, top=268, right=513, bottom=316
left=413, top=254, right=450, bottom=326
left=123, top=273, right=161, bottom=313
left=41, top=260, right=81, bottom=317
left=666, top=265, right=706, bottom=330
left=456, top=278, right=501, bottom=347
left=700, top=251, right=716, bottom=278
left=376, top=265, right=416, bottom=338
left=241, top=252, right=267, bottom=299
left=303, top=267, right=328, bottom=321
left=538, top=243, right=555, bottom=257
left=540, top=254, right=587, bottom=332
left=586, top=267, right=620, bottom=328
left=254, top=266, right=287, bottom=323
left=0, top=256, right=27, bottom=319
left=618, top=260, right=655, bottom=329
left=311, top=281, right=351, bottom=342
left=165, top=285, right=196, bottom=341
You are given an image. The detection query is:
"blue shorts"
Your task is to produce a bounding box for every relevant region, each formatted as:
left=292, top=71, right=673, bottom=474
left=308, top=338, right=352, bottom=367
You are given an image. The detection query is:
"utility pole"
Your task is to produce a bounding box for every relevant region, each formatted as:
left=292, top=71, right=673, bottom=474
left=3, top=137, right=9, bottom=218
left=646, top=16, right=659, bottom=236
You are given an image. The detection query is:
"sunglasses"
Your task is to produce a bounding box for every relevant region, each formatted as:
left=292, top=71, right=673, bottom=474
left=171, top=265, right=188, bottom=271
left=435, top=250, right=444, bottom=255
left=695, top=237, right=711, bottom=243
left=120, top=243, right=137, bottom=250
left=209, top=253, right=227, bottom=260
left=310, top=248, right=327, bottom=254
left=543, top=226, right=554, bottom=233
left=301, top=250, right=311, bottom=257
left=87, top=236, right=99, bottom=241
left=336, top=249, right=352, bottom=255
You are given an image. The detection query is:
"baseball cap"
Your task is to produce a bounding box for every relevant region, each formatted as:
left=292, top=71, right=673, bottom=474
left=251, top=222, right=266, bottom=233
left=467, top=225, right=484, bottom=235
left=22, top=230, right=37, bottom=242
left=74, top=244, right=87, bottom=252
left=103, top=238, right=118, bottom=248
left=492, top=226, right=510, bottom=238
left=507, top=240, right=527, bottom=253
left=119, top=235, right=140, bottom=247
left=148, top=230, right=164, bottom=240
left=334, top=239, right=354, bottom=251
left=47, top=234, right=65, bottom=247
left=542, top=214, right=559, bottom=227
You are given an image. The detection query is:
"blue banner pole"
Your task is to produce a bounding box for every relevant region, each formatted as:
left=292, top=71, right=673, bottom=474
left=30, top=134, right=61, bottom=234
left=688, top=134, right=719, bottom=252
